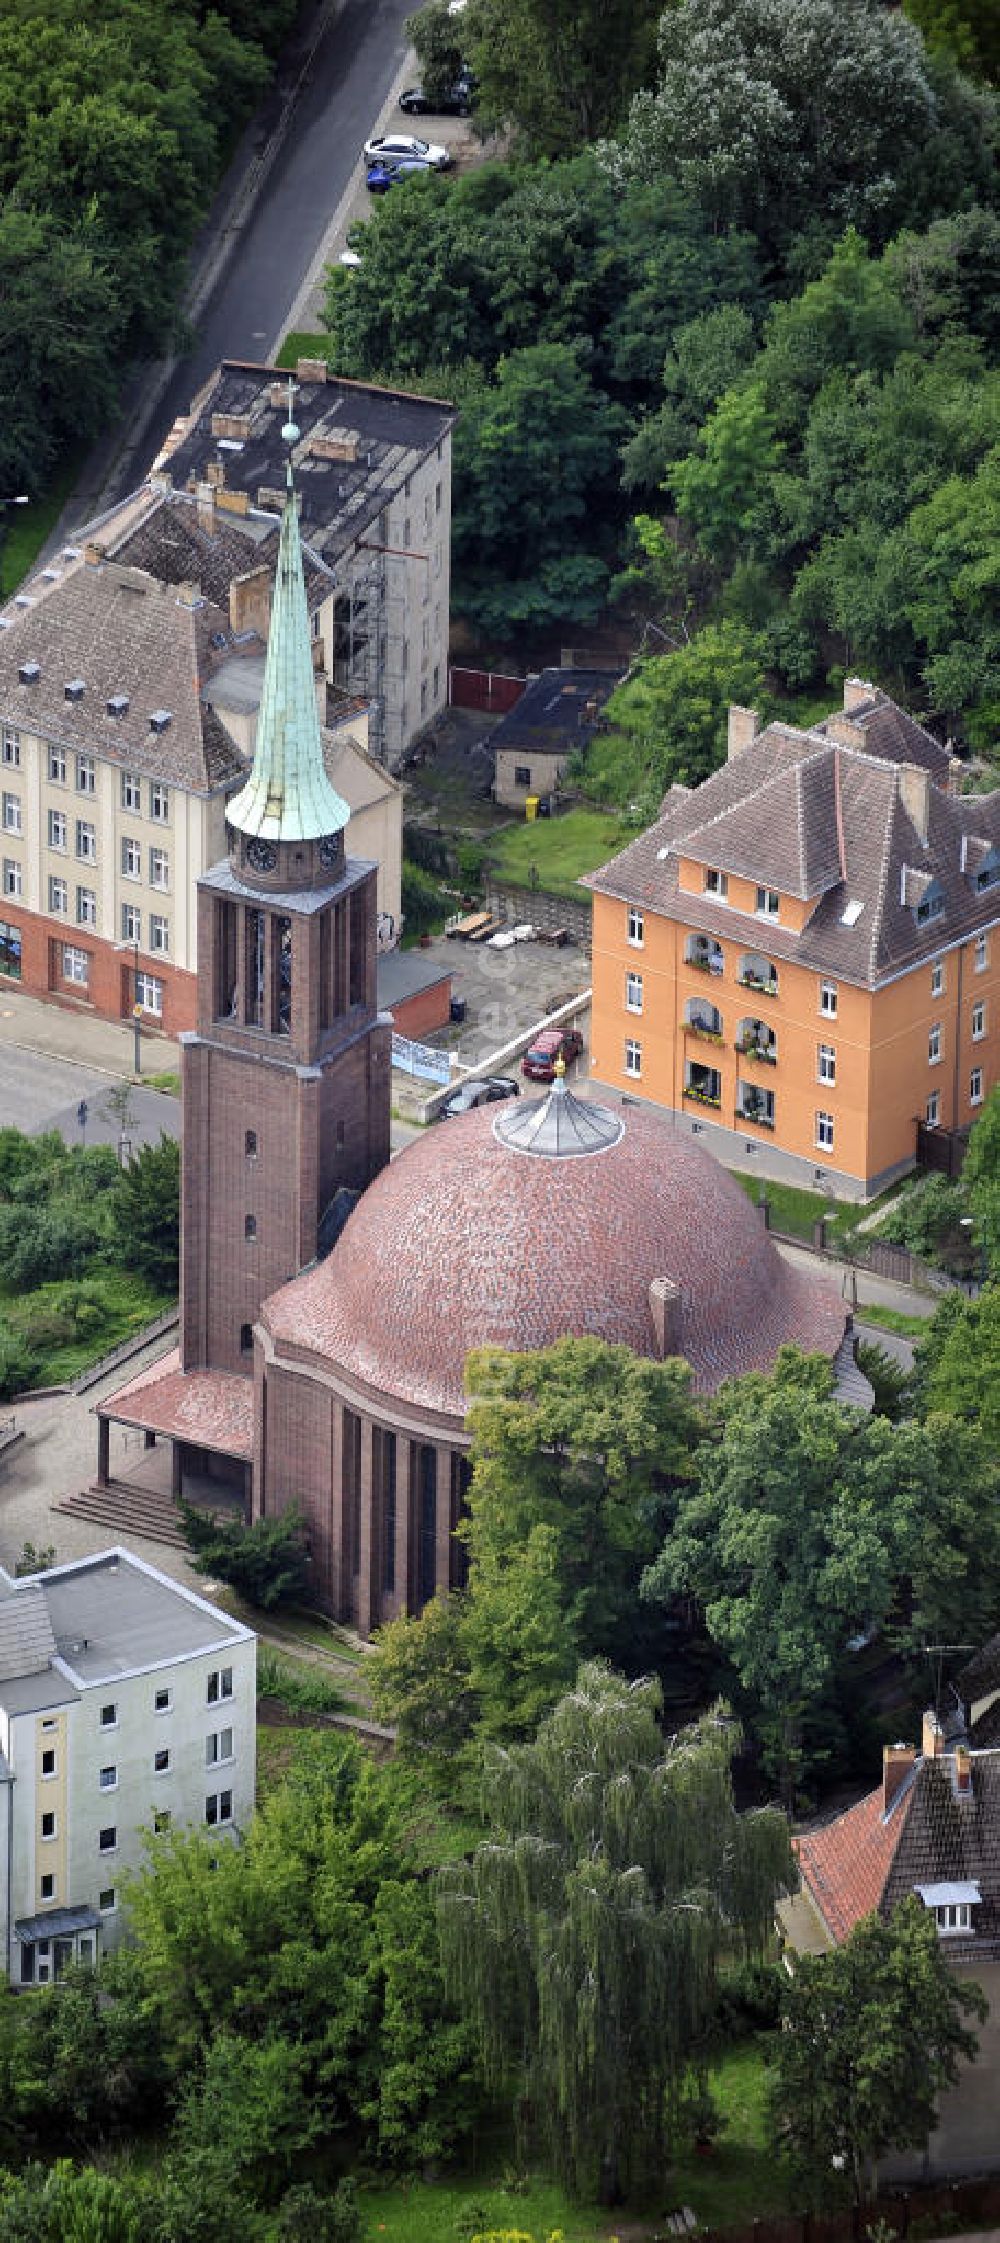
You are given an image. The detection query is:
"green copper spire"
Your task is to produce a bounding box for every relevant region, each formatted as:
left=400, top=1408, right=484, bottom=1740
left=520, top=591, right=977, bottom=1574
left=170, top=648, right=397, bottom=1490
left=226, top=416, right=350, bottom=846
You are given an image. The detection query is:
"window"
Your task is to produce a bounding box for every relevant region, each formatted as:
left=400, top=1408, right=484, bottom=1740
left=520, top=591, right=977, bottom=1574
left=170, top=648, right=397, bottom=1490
left=154, top=1687, right=172, bottom=1714
left=206, top=1728, right=234, bottom=1765
left=817, top=1044, right=836, bottom=1085
left=514, top=765, right=531, bottom=788
left=40, top=1873, right=55, bottom=1902
left=121, top=836, right=141, bottom=880
left=121, top=903, right=141, bottom=944
left=2, top=728, right=20, bottom=767
left=136, top=971, right=163, bottom=1017
left=48, top=877, right=67, bottom=915
left=76, top=753, right=95, bottom=794
left=704, top=868, right=728, bottom=898
left=48, top=746, right=66, bottom=784
left=207, top=1667, right=233, bottom=1704
left=98, top=1827, right=117, bottom=1853
left=972, top=1002, right=986, bottom=1041
left=816, top=1111, right=835, bottom=1151
left=931, top=960, right=944, bottom=998
left=99, top=1765, right=118, bottom=1791
left=627, top=906, right=644, bottom=947
left=153, top=1747, right=171, bottom=1775
left=3, top=860, right=21, bottom=900
left=40, top=1811, right=56, bottom=1840
left=150, top=913, right=169, bottom=955
left=76, top=885, right=96, bottom=928
left=975, top=933, right=988, bottom=973
left=150, top=783, right=169, bottom=822
left=756, top=886, right=779, bottom=920
left=205, top=1791, right=233, bottom=1827
left=244, top=1214, right=257, bottom=1240
left=48, top=808, right=66, bottom=850
left=100, top=1701, right=117, bottom=1728
left=625, top=971, right=643, bottom=1013
left=245, top=1129, right=257, bottom=1158
left=971, top=1068, right=984, bottom=1106
left=433, top=663, right=440, bottom=701
left=2, top=791, right=21, bottom=834
left=819, top=981, right=838, bottom=1018
left=929, top=1023, right=942, bottom=1064
left=149, top=847, right=169, bottom=891
left=61, top=945, right=88, bottom=986
left=935, top=1901, right=971, bottom=1934
left=926, top=1091, right=941, bottom=1127
left=75, top=819, right=96, bottom=861
left=624, top=1039, right=642, bottom=1078
left=435, top=480, right=442, bottom=514
left=41, top=1749, right=56, bottom=1778
left=99, top=1889, right=117, bottom=1914
left=240, top=1322, right=253, bottom=1354
left=0, top=920, right=21, bottom=979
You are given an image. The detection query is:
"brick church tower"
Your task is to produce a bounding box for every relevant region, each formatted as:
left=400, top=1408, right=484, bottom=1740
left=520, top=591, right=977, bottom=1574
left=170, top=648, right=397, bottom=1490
left=179, top=414, right=390, bottom=1378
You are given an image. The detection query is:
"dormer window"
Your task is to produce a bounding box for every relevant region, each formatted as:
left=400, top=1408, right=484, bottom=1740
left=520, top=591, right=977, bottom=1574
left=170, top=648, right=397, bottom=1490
left=149, top=711, right=172, bottom=736
left=64, top=679, right=85, bottom=703
left=18, top=661, right=40, bottom=686
left=916, top=1879, right=980, bottom=1934
left=975, top=848, right=1000, bottom=893
left=106, top=694, right=129, bottom=719
left=704, top=868, right=728, bottom=898
left=755, top=887, right=779, bottom=921
left=916, top=886, right=945, bottom=927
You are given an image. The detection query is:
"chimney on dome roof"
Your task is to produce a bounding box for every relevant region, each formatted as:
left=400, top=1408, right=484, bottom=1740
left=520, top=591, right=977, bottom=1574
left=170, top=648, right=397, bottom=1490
left=899, top=764, right=931, bottom=848
left=727, top=704, right=760, bottom=761
left=883, top=1741, right=916, bottom=1814
left=648, top=1277, right=682, bottom=1359
left=922, top=1707, right=945, bottom=1759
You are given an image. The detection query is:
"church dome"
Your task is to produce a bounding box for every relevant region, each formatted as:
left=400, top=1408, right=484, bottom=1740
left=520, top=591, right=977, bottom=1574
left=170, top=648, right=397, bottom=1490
left=261, top=1083, right=846, bottom=1417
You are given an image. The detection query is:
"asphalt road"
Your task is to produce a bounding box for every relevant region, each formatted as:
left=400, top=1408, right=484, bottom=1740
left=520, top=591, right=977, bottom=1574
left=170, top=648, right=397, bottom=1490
left=0, top=1045, right=180, bottom=1149
left=102, top=0, right=416, bottom=511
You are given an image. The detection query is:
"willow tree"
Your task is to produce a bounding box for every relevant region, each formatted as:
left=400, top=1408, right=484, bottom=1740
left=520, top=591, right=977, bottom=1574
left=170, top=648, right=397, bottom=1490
left=437, top=1663, right=792, bottom=2202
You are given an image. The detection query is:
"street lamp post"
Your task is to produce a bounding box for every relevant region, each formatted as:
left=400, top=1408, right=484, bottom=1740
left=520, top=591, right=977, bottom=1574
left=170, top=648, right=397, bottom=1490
left=114, top=937, right=143, bottom=1078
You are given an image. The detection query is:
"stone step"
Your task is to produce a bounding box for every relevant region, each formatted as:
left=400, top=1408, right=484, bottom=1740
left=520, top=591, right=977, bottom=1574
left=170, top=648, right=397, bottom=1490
left=52, top=1483, right=189, bottom=1551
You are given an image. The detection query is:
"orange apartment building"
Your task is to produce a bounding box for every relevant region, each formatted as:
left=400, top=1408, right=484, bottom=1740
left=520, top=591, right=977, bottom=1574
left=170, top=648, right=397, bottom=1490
left=584, top=683, right=1000, bottom=1200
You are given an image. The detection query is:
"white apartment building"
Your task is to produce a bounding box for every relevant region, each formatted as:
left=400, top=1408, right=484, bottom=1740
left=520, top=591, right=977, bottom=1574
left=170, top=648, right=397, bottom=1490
left=0, top=1548, right=255, bottom=1985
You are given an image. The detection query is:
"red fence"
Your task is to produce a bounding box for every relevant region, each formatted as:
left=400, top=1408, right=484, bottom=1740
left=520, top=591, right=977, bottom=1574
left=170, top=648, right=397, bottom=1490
left=449, top=664, right=527, bottom=715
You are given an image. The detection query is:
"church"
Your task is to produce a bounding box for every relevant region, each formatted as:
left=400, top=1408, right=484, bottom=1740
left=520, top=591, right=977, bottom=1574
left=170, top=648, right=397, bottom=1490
left=96, top=425, right=851, bottom=1635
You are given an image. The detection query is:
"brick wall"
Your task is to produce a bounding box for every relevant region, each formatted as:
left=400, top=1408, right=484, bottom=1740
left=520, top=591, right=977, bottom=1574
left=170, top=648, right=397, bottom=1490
left=386, top=974, right=452, bottom=1040
left=0, top=900, right=196, bottom=1035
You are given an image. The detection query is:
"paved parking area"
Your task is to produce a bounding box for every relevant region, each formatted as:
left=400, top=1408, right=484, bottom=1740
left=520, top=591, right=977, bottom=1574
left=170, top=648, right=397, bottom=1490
left=390, top=928, right=592, bottom=1118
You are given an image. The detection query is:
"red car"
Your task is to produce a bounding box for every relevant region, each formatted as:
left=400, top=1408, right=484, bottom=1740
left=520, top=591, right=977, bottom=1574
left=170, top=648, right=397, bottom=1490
left=521, top=1026, right=584, bottom=1083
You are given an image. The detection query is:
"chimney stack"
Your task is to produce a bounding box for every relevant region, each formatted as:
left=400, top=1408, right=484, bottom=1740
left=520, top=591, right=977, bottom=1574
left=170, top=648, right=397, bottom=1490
left=196, top=481, right=216, bottom=534
left=899, top=765, right=931, bottom=848
left=844, top=676, right=876, bottom=713
left=922, top=1707, right=945, bottom=1760
left=883, top=1742, right=916, bottom=1814
left=948, top=753, right=965, bottom=799
left=648, top=1277, right=682, bottom=1359
left=229, top=566, right=271, bottom=641
left=954, top=1744, right=973, bottom=1797
left=727, top=705, right=760, bottom=762
left=825, top=715, right=866, bottom=752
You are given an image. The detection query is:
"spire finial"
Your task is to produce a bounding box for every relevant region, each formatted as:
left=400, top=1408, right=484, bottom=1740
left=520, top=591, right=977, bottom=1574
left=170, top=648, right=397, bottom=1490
left=553, top=1054, right=567, bottom=1085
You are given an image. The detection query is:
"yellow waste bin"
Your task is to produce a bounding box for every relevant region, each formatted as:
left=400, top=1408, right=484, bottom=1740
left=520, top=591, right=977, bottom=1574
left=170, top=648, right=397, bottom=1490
left=525, top=794, right=539, bottom=820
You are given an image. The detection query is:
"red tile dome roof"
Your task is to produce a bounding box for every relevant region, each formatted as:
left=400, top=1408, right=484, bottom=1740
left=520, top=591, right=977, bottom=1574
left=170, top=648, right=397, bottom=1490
left=262, top=1093, right=845, bottom=1417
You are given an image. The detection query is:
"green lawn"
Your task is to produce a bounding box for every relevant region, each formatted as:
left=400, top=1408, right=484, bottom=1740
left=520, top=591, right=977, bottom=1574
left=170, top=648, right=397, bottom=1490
left=732, top=1170, right=852, bottom=1245
left=856, top=1304, right=933, bottom=1338
left=358, top=2044, right=782, bottom=2241
left=275, top=330, right=330, bottom=369
left=486, top=809, right=634, bottom=901
left=0, top=452, right=87, bottom=597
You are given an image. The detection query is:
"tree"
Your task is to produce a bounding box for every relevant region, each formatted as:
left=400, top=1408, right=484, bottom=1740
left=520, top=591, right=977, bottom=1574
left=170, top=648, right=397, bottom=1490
left=179, top=1503, right=310, bottom=1611
left=769, top=1899, right=985, bottom=2204
left=460, top=0, right=662, bottom=152
left=583, top=623, right=769, bottom=816
left=961, top=1083, right=1000, bottom=1262
left=438, top=1664, right=793, bottom=2202
left=407, top=1, right=467, bottom=104
left=611, top=0, right=994, bottom=263
left=368, top=1593, right=478, bottom=1778
left=914, top=1283, right=1000, bottom=1450
left=111, top=1132, right=179, bottom=1291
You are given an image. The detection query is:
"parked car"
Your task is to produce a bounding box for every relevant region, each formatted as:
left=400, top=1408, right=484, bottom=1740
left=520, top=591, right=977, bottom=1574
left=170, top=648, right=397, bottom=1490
left=521, top=1026, right=584, bottom=1083
left=365, top=160, right=432, bottom=194
left=363, top=131, right=451, bottom=170
left=399, top=78, right=473, bottom=116
left=437, top=1076, right=519, bottom=1118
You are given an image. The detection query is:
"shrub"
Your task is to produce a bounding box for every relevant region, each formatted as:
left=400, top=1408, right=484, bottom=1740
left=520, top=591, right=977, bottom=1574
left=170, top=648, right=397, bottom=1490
left=402, top=858, right=449, bottom=936
left=0, top=1321, right=38, bottom=1401
left=180, top=1504, right=311, bottom=1611
left=275, top=2178, right=365, bottom=2242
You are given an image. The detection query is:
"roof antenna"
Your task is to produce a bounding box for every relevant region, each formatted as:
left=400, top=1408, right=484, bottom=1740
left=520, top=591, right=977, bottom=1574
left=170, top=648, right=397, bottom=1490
left=923, top=1643, right=977, bottom=1716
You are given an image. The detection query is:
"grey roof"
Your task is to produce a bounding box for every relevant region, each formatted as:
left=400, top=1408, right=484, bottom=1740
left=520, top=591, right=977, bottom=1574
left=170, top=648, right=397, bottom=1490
left=0, top=559, right=248, bottom=794
left=0, top=1582, right=56, bottom=1682
left=15, top=1905, right=100, bottom=1942
left=882, top=1752, right=1000, bottom=1953
left=494, top=1079, right=624, bottom=1158
left=584, top=704, right=1000, bottom=991
left=160, top=361, right=456, bottom=570
left=0, top=1672, right=80, bottom=1716
left=199, top=849, right=375, bottom=918
left=378, top=948, right=452, bottom=1008
left=489, top=667, right=623, bottom=758
left=27, top=1550, right=250, bottom=1685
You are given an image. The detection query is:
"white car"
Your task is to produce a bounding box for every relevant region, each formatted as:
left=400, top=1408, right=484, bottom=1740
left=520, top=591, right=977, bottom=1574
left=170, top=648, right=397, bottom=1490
left=363, top=131, right=451, bottom=171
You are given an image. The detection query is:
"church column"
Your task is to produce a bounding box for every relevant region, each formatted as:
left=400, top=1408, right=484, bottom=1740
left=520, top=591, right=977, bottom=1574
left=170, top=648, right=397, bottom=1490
left=394, top=1438, right=413, bottom=1618
left=356, top=1421, right=377, bottom=1638
left=434, top=1443, right=453, bottom=1599
left=96, top=1416, right=111, bottom=1489
left=330, top=1403, right=347, bottom=1620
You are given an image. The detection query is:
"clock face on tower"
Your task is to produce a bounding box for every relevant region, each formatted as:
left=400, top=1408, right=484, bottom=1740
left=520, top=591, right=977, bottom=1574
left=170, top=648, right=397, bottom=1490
left=245, top=837, right=278, bottom=873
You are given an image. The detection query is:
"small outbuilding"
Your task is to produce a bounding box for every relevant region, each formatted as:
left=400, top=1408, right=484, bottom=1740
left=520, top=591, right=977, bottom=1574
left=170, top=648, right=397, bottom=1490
left=491, top=666, right=622, bottom=810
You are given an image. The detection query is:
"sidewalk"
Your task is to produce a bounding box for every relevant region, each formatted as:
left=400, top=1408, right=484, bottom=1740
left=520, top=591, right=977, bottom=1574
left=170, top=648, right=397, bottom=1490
left=0, top=987, right=174, bottom=1079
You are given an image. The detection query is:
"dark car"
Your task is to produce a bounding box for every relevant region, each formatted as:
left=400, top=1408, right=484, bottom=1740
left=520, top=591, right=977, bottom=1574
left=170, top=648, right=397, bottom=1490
left=437, top=1076, right=519, bottom=1119
left=521, top=1026, right=584, bottom=1083
left=399, top=78, right=474, bottom=116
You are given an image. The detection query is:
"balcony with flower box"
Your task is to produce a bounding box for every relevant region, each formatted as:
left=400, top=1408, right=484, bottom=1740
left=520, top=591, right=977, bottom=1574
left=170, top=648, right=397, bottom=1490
left=684, top=998, right=725, bottom=1047
left=736, top=1018, right=777, bottom=1065
left=737, top=1081, right=775, bottom=1130
left=737, top=954, right=779, bottom=999
left=683, top=1061, right=722, bottom=1110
